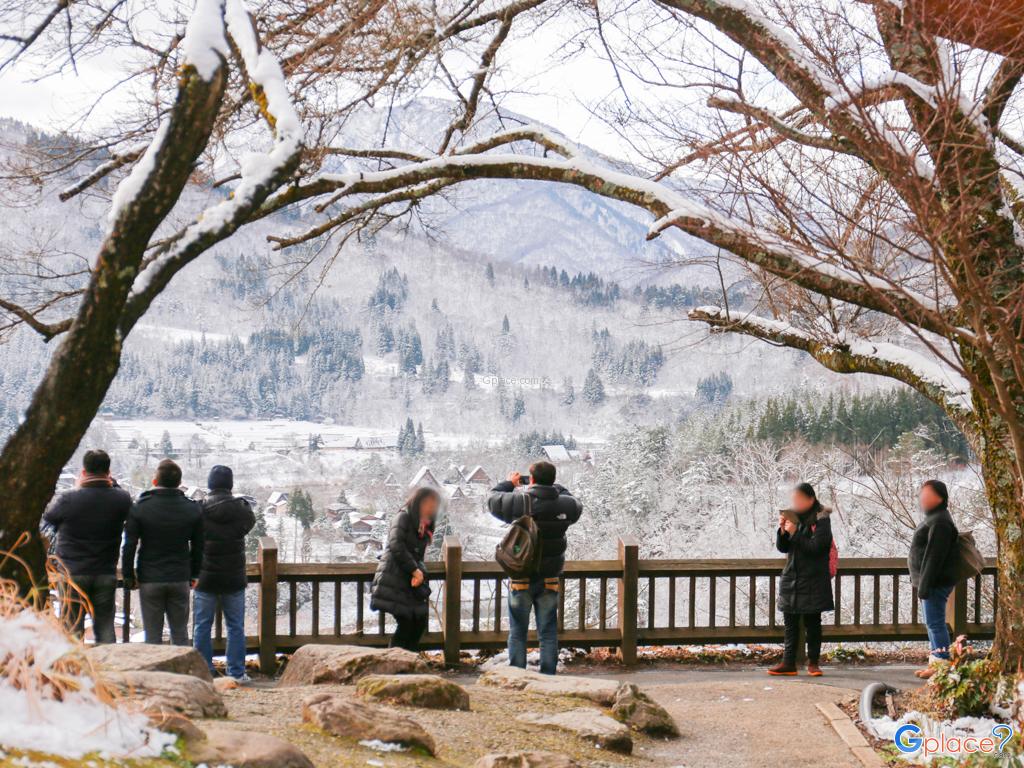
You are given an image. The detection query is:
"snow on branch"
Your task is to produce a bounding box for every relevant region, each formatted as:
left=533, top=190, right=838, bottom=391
left=267, top=142, right=948, bottom=335
left=106, top=0, right=229, bottom=227
left=126, top=0, right=302, bottom=307
left=689, top=305, right=973, bottom=416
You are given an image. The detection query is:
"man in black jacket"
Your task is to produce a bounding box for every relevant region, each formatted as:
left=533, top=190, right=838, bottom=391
left=909, top=479, right=959, bottom=675
left=42, top=449, right=131, bottom=643
left=193, top=465, right=255, bottom=681
left=487, top=460, right=582, bottom=674
left=122, top=459, right=203, bottom=645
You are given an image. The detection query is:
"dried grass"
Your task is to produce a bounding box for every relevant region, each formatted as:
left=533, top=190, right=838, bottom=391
left=0, top=533, right=117, bottom=708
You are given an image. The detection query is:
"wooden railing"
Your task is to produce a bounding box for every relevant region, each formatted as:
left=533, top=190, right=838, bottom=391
left=115, top=535, right=998, bottom=672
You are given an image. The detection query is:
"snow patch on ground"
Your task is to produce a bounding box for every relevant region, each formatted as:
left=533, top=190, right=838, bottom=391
left=0, top=610, right=175, bottom=759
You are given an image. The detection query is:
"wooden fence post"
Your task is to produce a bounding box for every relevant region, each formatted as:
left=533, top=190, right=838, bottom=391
left=947, top=580, right=968, bottom=643
left=443, top=536, right=462, bottom=666
left=618, top=535, right=639, bottom=665
left=258, top=536, right=278, bottom=675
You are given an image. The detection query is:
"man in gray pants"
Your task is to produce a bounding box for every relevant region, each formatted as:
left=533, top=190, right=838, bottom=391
left=122, top=459, right=203, bottom=645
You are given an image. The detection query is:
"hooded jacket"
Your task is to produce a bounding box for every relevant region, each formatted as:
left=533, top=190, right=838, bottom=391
left=487, top=482, right=583, bottom=578
left=908, top=503, right=959, bottom=599
left=776, top=503, right=835, bottom=614
left=122, top=487, right=203, bottom=583
left=196, top=490, right=256, bottom=594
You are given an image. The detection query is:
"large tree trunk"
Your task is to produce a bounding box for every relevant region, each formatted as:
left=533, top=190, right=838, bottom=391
left=0, top=61, right=227, bottom=594
left=0, top=331, right=125, bottom=594
left=973, top=405, right=1024, bottom=670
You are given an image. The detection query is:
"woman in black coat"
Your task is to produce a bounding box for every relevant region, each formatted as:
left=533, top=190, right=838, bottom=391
left=370, top=487, right=439, bottom=652
left=768, top=482, right=835, bottom=677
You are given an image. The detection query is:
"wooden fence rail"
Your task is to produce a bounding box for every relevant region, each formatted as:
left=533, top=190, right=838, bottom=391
left=115, top=535, right=998, bottom=673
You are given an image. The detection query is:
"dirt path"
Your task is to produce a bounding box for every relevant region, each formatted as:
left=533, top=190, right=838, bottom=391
left=209, top=663, right=897, bottom=768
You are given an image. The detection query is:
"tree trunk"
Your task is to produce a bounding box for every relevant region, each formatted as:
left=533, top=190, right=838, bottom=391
left=972, top=404, right=1024, bottom=671
left=0, top=332, right=124, bottom=595
left=0, top=61, right=227, bottom=594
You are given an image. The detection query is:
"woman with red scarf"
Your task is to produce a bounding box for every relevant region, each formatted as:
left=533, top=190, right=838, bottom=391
left=370, top=487, right=439, bottom=652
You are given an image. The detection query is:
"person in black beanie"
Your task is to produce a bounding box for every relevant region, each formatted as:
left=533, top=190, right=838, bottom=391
left=908, top=479, right=959, bottom=678
left=192, top=465, right=255, bottom=681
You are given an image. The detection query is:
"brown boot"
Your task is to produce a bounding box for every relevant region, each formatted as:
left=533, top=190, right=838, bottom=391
left=807, top=661, right=823, bottom=677
left=767, top=662, right=798, bottom=676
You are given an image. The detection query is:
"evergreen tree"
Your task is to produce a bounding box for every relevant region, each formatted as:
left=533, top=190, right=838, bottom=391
left=415, top=422, right=426, bottom=454
left=159, top=430, right=174, bottom=457
left=583, top=368, right=606, bottom=406
left=288, top=488, right=316, bottom=529
left=485, top=263, right=495, bottom=286
left=561, top=376, right=575, bottom=406
left=501, top=314, right=511, bottom=333
left=510, top=390, right=526, bottom=422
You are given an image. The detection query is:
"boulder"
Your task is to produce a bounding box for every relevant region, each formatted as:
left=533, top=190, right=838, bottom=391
left=517, top=709, right=633, bottom=754
left=85, top=644, right=212, bottom=681
left=356, top=674, right=470, bottom=710
left=101, top=670, right=227, bottom=718
left=279, top=644, right=428, bottom=686
left=474, top=751, right=581, bottom=768
left=302, top=692, right=436, bottom=755
left=145, top=711, right=205, bottom=743
left=612, top=683, right=680, bottom=737
left=186, top=725, right=315, bottom=768
left=478, top=666, right=619, bottom=705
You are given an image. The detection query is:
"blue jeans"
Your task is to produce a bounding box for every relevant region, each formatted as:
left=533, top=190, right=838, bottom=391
left=193, top=589, right=246, bottom=678
left=508, top=579, right=559, bottom=675
left=922, top=584, right=954, bottom=660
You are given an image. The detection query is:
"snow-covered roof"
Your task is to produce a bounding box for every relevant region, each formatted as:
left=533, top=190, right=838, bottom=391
left=267, top=491, right=289, bottom=506
left=541, top=444, right=572, bottom=462
left=383, top=473, right=400, bottom=486
left=410, top=466, right=441, bottom=488
left=444, top=484, right=465, bottom=499
left=464, top=465, right=490, bottom=484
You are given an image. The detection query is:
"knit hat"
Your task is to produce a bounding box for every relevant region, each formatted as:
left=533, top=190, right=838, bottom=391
left=207, top=465, right=234, bottom=491
left=923, top=479, right=948, bottom=506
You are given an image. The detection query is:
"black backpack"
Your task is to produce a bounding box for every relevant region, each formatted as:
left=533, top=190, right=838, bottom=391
left=495, top=493, right=541, bottom=579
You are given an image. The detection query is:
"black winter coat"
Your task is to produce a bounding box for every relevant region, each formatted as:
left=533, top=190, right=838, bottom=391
left=776, top=505, right=834, bottom=614
left=196, top=490, right=255, bottom=594
left=42, top=483, right=132, bottom=576
left=370, top=508, right=434, bottom=620
left=487, top=482, right=583, bottom=578
left=908, top=504, right=958, bottom=599
left=122, top=488, right=203, bottom=583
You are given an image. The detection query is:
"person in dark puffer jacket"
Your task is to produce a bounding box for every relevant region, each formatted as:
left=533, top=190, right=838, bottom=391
left=192, top=465, right=255, bottom=681
left=370, top=487, right=439, bottom=652
left=487, top=460, right=582, bottom=675
left=122, top=459, right=203, bottom=646
left=908, top=479, right=959, bottom=678
left=42, top=449, right=131, bottom=644
left=768, top=482, right=834, bottom=678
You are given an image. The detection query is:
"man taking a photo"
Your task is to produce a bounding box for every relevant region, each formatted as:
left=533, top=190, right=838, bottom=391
left=487, top=460, right=582, bottom=675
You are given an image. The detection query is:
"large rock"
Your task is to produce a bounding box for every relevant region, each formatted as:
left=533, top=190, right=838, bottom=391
left=612, top=683, right=679, bottom=737
left=279, top=644, right=427, bottom=686
left=302, top=692, right=436, bottom=755
left=474, top=751, right=580, bottom=768
left=517, top=709, right=633, bottom=754
left=85, top=644, right=212, bottom=682
left=101, top=670, right=227, bottom=718
left=356, top=674, right=470, bottom=710
left=186, top=725, right=315, bottom=768
left=479, top=666, right=620, bottom=705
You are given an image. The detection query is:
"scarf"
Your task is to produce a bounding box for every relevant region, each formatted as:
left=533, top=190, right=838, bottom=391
left=78, top=471, right=113, bottom=488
